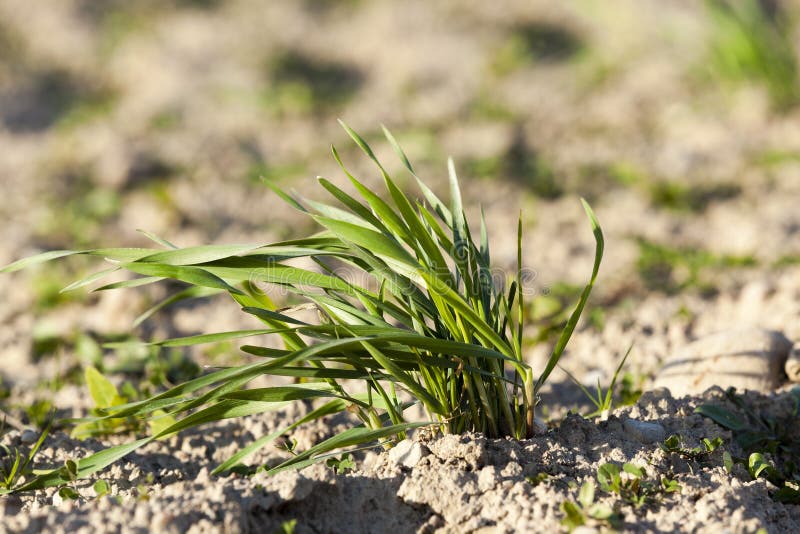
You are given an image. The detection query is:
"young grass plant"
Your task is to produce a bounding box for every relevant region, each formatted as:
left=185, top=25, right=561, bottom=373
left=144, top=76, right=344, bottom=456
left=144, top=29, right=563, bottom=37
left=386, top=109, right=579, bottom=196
left=562, top=344, right=633, bottom=419
left=1, top=122, right=604, bottom=490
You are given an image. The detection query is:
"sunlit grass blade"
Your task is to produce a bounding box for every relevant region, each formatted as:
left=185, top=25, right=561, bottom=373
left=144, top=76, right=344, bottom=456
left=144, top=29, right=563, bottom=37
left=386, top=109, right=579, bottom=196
left=267, top=422, right=430, bottom=475
left=535, top=199, right=604, bottom=394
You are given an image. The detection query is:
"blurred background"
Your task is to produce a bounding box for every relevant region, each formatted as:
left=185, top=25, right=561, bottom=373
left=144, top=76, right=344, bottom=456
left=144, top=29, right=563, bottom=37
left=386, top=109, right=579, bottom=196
left=1, top=0, right=799, bottom=420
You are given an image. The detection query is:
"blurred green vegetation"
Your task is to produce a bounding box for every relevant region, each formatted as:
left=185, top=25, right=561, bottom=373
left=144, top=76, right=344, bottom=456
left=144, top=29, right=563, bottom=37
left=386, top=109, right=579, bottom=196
left=648, top=180, right=741, bottom=212
left=636, top=238, right=757, bottom=295
left=491, top=21, right=585, bottom=76
left=464, top=127, right=562, bottom=199
left=1, top=70, right=115, bottom=134
left=35, top=175, right=121, bottom=248
left=261, top=50, right=364, bottom=116
left=706, top=0, right=800, bottom=110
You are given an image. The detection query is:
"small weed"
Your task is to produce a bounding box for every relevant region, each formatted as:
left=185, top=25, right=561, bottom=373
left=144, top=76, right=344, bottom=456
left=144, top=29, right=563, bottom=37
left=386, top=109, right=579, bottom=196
left=506, top=127, right=562, bottom=199
left=93, top=479, right=110, bottom=498
left=597, top=462, right=681, bottom=509
left=696, top=387, right=800, bottom=503
left=71, top=366, right=176, bottom=439
left=561, top=461, right=680, bottom=529
left=276, top=519, right=297, bottom=534
left=560, top=480, right=618, bottom=531
left=659, top=434, right=724, bottom=463
left=562, top=345, right=634, bottom=418
left=525, top=472, right=550, bottom=486
left=325, top=452, right=356, bottom=475
left=0, top=426, right=49, bottom=494
left=24, top=400, right=54, bottom=429
left=463, top=126, right=561, bottom=198
left=619, top=371, right=643, bottom=406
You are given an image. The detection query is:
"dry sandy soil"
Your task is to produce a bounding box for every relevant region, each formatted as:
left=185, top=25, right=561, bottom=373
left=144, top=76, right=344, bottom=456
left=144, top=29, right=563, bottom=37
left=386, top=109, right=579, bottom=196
left=1, top=1, right=799, bottom=532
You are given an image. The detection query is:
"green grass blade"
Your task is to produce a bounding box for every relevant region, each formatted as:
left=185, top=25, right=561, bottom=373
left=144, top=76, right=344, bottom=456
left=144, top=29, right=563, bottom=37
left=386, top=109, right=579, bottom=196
left=94, top=276, right=164, bottom=291
left=60, top=267, right=120, bottom=292
left=136, top=229, right=178, bottom=249
left=1, top=250, right=78, bottom=272
left=15, top=438, right=152, bottom=491
left=121, top=262, right=244, bottom=295
left=267, top=422, right=429, bottom=475
left=535, top=199, right=604, bottom=393
left=212, top=399, right=348, bottom=475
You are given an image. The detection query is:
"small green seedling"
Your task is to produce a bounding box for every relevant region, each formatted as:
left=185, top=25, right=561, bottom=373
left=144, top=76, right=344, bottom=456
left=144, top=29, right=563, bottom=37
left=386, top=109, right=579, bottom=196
left=325, top=452, right=356, bottom=474
left=562, top=345, right=633, bottom=418
left=277, top=519, right=297, bottom=534
left=748, top=452, right=778, bottom=481
left=93, top=479, right=110, bottom=497
left=560, top=479, right=619, bottom=532
left=58, top=486, right=80, bottom=500
left=596, top=462, right=680, bottom=509
left=72, top=366, right=176, bottom=440
left=0, top=425, right=49, bottom=494
left=659, top=434, right=724, bottom=462
left=525, top=472, right=550, bottom=486
left=696, top=387, right=800, bottom=503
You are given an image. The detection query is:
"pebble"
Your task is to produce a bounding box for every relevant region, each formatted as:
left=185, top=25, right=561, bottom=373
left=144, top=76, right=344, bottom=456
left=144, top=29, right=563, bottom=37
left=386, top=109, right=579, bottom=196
left=785, top=346, right=800, bottom=382
left=652, top=327, right=793, bottom=396
left=622, top=418, right=666, bottom=444
left=388, top=439, right=428, bottom=469
left=20, top=429, right=39, bottom=444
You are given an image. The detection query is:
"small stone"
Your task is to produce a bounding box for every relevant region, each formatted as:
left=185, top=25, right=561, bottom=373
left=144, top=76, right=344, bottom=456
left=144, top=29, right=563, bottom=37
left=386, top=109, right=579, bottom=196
left=623, top=418, right=666, bottom=444
left=500, top=461, right=522, bottom=478
left=477, top=466, right=497, bottom=492
left=20, top=429, right=38, bottom=444
left=785, top=346, right=800, bottom=382
left=388, top=439, right=427, bottom=469
left=532, top=417, right=548, bottom=435
left=652, top=327, right=793, bottom=396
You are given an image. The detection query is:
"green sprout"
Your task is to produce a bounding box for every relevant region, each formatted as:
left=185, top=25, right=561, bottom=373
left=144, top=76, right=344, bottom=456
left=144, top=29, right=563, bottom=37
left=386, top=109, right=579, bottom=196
left=597, top=462, right=681, bottom=509
left=1, top=122, right=603, bottom=490
left=659, top=434, right=724, bottom=462
left=562, top=345, right=633, bottom=418
left=0, top=424, right=50, bottom=494
left=696, top=387, right=800, bottom=503
left=560, top=479, right=618, bottom=531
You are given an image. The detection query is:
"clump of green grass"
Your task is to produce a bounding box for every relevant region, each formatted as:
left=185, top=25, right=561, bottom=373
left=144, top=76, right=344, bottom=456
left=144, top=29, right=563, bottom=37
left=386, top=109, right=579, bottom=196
left=706, top=0, right=800, bottom=110
left=1, top=122, right=603, bottom=490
